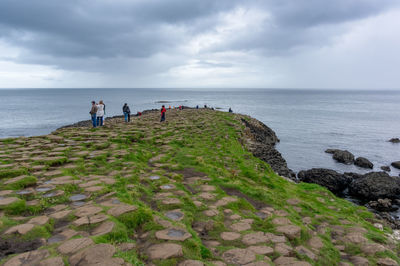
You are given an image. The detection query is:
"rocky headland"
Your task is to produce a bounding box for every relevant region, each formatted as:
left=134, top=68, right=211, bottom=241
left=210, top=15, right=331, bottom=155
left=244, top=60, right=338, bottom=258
left=0, top=109, right=399, bottom=265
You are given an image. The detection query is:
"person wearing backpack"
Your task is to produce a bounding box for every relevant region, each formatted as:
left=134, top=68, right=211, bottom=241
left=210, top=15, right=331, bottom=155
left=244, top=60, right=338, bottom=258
left=160, top=105, right=166, bottom=122
left=123, top=103, right=131, bottom=122
left=89, top=101, right=98, bottom=127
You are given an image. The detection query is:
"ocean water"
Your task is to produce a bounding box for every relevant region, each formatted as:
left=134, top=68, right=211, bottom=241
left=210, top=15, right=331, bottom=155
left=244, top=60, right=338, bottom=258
left=0, top=88, right=399, bottom=176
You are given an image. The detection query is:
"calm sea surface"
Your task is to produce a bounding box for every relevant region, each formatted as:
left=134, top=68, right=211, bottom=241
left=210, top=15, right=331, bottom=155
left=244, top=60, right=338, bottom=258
left=0, top=88, right=399, bottom=176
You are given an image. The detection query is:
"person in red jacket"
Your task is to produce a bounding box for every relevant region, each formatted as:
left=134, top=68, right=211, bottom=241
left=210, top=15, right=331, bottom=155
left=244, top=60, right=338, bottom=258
left=160, top=105, right=166, bottom=122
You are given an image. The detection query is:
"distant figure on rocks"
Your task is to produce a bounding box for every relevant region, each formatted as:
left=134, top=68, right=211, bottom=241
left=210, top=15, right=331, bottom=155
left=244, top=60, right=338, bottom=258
left=123, top=103, right=131, bottom=122
left=229, top=107, right=233, bottom=113
left=160, top=105, right=166, bottom=122
left=96, top=100, right=105, bottom=126
left=196, top=105, right=199, bottom=109
left=89, top=101, right=98, bottom=128
left=204, top=104, right=207, bottom=108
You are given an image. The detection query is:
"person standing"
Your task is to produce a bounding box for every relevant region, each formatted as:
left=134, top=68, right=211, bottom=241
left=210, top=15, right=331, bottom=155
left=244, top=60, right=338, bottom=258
left=160, top=105, right=166, bottom=122
left=123, top=103, right=131, bottom=122
left=90, top=101, right=98, bottom=127
left=96, top=100, right=105, bottom=126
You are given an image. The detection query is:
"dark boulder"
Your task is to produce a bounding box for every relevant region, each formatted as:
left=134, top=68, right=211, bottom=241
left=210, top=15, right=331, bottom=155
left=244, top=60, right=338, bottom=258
left=354, top=157, right=373, bottom=169
left=343, top=172, right=364, bottom=180
left=332, top=150, right=355, bottom=165
left=389, top=138, right=400, bottom=143
left=325, top=149, right=340, bottom=154
left=297, top=168, right=350, bottom=194
left=348, top=172, right=400, bottom=200
left=368, top=198, right=398, bottom=212
left=380, top=166, right=391, bottom=172
left=391, top=161, right=400, bottom=170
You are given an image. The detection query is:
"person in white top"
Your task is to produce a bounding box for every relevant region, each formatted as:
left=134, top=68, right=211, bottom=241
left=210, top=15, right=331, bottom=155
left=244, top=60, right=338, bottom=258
left=96, top=100, right=105, bottom=126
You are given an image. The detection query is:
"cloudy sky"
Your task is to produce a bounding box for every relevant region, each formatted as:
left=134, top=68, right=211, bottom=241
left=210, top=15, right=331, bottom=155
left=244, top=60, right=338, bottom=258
left=0, top=0, right=399, bottom=89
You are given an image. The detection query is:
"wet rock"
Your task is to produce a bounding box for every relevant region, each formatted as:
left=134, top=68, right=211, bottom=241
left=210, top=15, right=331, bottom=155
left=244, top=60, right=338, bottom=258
left=147, top=243, right=183, bottom=260
left=155, top=228, right=191, bottom=241
left=389, top=138, right=400, bottom=143
left=328, top=149, right=354, bottom=165
left=297, top=168, right=350, bottom=193
left=354, top=157, right=373, bottom=169
left=381, top=166, right=391, bottom=172
left=241, top=118, right=295, bottom=179
left=348, top=172, right=400, bottom=200
left=391, top=161, right=400, bottom=169
left=368, top=198, right=398, bottom=212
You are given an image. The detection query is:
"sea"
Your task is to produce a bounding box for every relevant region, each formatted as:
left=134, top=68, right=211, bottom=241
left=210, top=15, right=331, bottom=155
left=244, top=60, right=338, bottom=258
left=0, top=88, right=399, bottom=177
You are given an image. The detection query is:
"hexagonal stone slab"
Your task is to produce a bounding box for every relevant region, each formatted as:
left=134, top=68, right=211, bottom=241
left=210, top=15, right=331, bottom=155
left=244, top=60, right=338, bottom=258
left=57, top=237, right=94, bottom=255
left=3, top=249, right=50, bottom=266
left=221, top=232, right=241, bottom=241
left=155, top=228, right=191, bottom=241
left=222, top=248, right=256, bottom=265
left=69, top=243, right=119, bottom=266
left=74, top=206, right=103, bottom=217
left=276, top=225, right=301, bottom=240
left=5, top=224, right=35, bottom=235
left=91, top=221, right=115, bottom=236
left=107, top=204, right=136, bottom=217
left=147, top=243, right=183, bottom=260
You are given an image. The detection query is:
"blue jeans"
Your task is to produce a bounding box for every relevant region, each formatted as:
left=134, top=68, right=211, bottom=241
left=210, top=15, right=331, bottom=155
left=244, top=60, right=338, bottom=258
left=97, top=116, right=103, bottom=126
left=124, top=112, right=130, bottom=122
left=91, top=114, right=97, bottom=127
left=160, top=113, right=165, bottom=122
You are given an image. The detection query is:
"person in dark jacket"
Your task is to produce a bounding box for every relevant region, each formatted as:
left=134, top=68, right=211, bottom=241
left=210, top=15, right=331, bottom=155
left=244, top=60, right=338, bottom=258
left=89, top=101, right=98, bottom=127
left=123, top=103, right=131, bottom=122
left=160, top=105, right=166, bottom=122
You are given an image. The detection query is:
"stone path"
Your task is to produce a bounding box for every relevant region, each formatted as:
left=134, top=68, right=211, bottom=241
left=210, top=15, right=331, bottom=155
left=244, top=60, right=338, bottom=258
left=0, top=109, right=399, bottom=265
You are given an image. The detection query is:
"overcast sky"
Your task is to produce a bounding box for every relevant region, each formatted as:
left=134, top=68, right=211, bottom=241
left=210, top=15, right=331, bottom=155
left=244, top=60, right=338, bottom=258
left=0, top=0, right=399, bottom=89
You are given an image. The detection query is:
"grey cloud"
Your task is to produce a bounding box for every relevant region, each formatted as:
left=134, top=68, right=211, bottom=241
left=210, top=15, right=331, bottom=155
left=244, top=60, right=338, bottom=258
left=0, top=0, right=398, bottom=73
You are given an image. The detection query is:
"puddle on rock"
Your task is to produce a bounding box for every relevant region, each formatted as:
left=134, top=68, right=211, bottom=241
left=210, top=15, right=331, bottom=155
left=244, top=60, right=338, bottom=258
left=112, top=199, right=121, bottom=204
left=43, top=192, right=56, bottom=198
left=161, top=185, right=173, bottom=189
left=16, top=190, right=33, bottom=195
left=72, top=201, right=85, bottom=207
left=167, top=229, right=185, bottom=237
left=47, top=234, right=66, bottom=244
left=165, top=211, right=183, bottom=221
left=36, top=187, right=53, bottom=192
left=150, top=175, right=160, bottom=180
left=69, top=194, right=87, bottom=201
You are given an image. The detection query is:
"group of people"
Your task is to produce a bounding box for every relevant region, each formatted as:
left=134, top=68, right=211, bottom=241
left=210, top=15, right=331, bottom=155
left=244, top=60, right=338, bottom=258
left=90, top=101, right=233, bottom=127
left=89, top=100, right=106, bottom=128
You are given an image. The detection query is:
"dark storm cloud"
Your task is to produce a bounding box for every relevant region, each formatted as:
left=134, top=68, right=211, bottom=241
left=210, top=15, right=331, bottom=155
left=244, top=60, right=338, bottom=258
left=0, top=0, right=398, bottom=69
